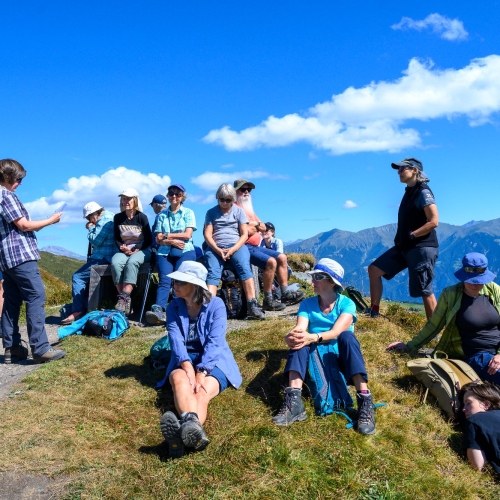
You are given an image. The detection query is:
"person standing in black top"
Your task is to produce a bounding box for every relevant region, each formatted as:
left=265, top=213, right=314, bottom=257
left=368, top=158, right=439, bottom=319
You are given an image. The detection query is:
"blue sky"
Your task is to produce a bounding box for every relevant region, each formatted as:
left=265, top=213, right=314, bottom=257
left=1, top=1, right=500, bottom=256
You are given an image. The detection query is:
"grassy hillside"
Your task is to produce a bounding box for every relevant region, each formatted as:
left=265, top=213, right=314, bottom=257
left=39, top=251, right=84, bottom=286
left=0, top=306, right=498, bottom=499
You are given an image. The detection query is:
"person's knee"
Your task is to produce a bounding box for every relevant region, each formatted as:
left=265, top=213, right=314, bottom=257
left=169, top=369, right=188, bottom=388
left=368, top=264, right=383, bottom=278
left=277, top=253, right=287, bottom=266
left=337, top=330, right=356, bottom=346
left=266, top=258, right=277, bottom=271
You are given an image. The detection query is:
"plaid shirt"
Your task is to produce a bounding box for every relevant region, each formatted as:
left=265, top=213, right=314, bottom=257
left=88, top=210, right=115, bottom=262
left=407, top=281, right=500, bottom=358
left=155, top=205, right=197, bottom=256
left=0, top=187, right=40, bottom=272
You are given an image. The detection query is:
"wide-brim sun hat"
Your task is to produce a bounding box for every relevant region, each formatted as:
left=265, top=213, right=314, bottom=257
left=82, top=201, right=103, bottom=218
left=454, top=252, right=496, bottom=285
left=167, top=261, right=208, bottom=290
left=306, top=258, right=345, bottom=289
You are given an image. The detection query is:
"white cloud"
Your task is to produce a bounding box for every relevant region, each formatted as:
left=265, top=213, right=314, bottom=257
left=304, top=173, right=320, bottom=180
left=343, top=200, right=359, bottom=209
left=24, top=166, right=172, bottom=224
left=191, top=170, right=287, bottom=191
left=220, top=163, right=235, bottom=169
left=204, top=55, right=500, bottom=155
left=392, top=13, right=468, bottom=41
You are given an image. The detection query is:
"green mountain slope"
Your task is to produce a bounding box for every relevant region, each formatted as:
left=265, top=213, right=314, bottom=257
left=39, top=251, right=83, bottom=286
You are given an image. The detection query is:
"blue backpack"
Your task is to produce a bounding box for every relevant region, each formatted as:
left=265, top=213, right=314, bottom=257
left=58, top=310, right=129, bottom=341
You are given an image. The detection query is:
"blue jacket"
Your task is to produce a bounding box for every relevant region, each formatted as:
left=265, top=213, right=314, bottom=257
left=164, top=296, right=242, bottom=389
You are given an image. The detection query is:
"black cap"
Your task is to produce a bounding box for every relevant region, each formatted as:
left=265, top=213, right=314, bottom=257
left=391, top=157, right=423, bottom=171
left=265, top=222, right=275, bottom=232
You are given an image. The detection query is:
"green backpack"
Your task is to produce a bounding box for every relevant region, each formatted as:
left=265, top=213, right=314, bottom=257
left=149, top=334, right=172, bottom=370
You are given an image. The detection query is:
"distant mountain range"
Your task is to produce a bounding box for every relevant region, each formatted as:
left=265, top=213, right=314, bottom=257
left=40, top=246, right=86, bottom=261
left=285, top=219, right=500, bottom=302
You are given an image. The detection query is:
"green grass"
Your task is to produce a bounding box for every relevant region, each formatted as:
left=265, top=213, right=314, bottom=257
left=0, top=311, right=498, bottom=499
left=39, top=251, right=84, bottom=286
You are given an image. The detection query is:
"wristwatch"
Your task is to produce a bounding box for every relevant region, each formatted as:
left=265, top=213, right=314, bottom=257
left=316, top=334, right=323, bottom=343
left=409, top=231, right=416, bottom=240
left=197, top=367, right=208, bottom=376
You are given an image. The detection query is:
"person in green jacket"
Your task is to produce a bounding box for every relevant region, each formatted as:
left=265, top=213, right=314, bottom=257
left=387, top=253, right=500, bottom=384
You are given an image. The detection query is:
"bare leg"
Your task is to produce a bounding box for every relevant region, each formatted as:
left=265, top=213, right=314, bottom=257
left=275, top=254, right=288, bottom=286
left=262, top=258, right=277, bottom=293
left=241, top=277, right=256, bottom=300
left=0, top=280, right=4, bottom=317
left=193, top=377, right=220, bottom=424
left=115, top=284, right=124, bottom=294
left=208, top=284, right=218, bottom=296
left=351, top=373, right=368, bottom=392
left=422, top=294, right=437, bottom=320
left=288, top=370, right=304, bottom=389
left=170, top=370, right=198, bottom=414
left=122, top=283, right=134, bottom=294
left=368, top=264, right=385, bottom=307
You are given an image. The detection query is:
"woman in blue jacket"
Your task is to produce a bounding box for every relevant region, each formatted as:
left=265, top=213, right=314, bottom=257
left=159, top=261, right=242, bottom=458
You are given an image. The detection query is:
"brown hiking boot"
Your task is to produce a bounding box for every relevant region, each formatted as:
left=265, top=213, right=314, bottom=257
left=4, top=344, right=29, bottom=364
left=33, top=348, right=66, bottom=364
left=115, top=293, right=131, bottom=315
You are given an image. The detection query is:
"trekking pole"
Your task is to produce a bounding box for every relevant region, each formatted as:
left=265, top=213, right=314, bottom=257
left=138, top=249, right=157, bottom=327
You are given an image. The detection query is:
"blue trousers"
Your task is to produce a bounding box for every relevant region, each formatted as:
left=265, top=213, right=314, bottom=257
left=284, top=330, right=368, bottom=384
left=156, top=250, right=196, bottom=309
left=71, top=258, right=109, bottom=312
left=467, top=352, right=500, bottom=384
left=1, top=260, right=50, bottom=356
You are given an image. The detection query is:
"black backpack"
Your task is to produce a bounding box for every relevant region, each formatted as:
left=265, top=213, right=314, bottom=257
left=342, top=286, right=370, bottom=313
left=217, top=268, right=247, bottom=319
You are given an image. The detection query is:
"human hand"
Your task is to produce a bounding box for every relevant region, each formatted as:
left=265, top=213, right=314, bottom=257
left=172, top=240, right=185, bottom=250
left=285, top=329, right=313, bottom=350
left=219, top=248, right=230, bottom=261
left=85, top=221, right=95, bottom=229
left=386, top=342, right=408, bottom=353
left=487, top=354, right=500, bottom=375
left=50, top=212, right=62, bottom=225
left=194, top=372, right=208, bottom=394
left=180, top=361, right=196, bottom=392
left=224, top=247, right=235, bottom=259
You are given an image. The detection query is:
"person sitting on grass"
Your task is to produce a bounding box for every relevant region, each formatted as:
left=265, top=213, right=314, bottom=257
left=387, top=253, right=500, bottom=384
left=61, top=202, right=115, bottom=325
left=461, top=381, right=500, bottom=474
left=159, top=261, right=242, bottom=458
left=272, top=258, right=376, bottom=435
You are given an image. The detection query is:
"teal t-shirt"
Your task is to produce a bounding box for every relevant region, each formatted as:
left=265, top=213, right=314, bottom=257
left=297, top=294, right=357, bottom=334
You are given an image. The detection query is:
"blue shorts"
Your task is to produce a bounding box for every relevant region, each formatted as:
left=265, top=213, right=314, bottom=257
left=0, top=271, right=3, bottom=280
left=246, top=244, right=281, bottom=270
left=204, top=245, right=253, bottom=285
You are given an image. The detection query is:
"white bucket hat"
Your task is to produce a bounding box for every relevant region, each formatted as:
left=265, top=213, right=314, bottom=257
left=82, top=201, right=103, bottom=219
left=118, top=188, right=143, bottom=212
left=307, top=258, right=345, bottom=289
left=167, top=261, right=208, bottom=290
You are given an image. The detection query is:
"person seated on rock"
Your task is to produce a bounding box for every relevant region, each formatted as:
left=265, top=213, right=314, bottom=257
left=461, top=381, right=500, bottom=474
left=146, top=185, right=197, bottom=325
left=234, top=179, right=305, bottom=311
left=61, top=202, right=115, bottom=325
left=159, top=261, right=242, bottom=458
left=273, top=258, right=376, bottom=435
left=203, top=183, right=264, bottom=320
left=111, top=188, right=152, bottom=315
left=387, top=253, right=500, bottom=384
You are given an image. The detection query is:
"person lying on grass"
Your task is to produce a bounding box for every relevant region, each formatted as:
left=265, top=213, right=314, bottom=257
left=273, top=258, right=377, bottom=435
left=159, top=261, right=242, bottom=458
left=460, top=381, right=500, bottom=474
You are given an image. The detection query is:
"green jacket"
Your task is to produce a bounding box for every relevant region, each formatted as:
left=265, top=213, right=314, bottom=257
left=406, top=281, right=500, bottom=359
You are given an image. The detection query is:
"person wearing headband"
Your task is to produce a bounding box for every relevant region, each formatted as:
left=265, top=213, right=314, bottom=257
left=273, top=258, right=377, bottom=435
left=158, top=261, right=242, bottom=458
left=388, top=252, right=500, bottom=384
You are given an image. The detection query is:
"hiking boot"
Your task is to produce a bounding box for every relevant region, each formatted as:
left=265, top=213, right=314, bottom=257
left=160, top=411, right=185, bottom=458
left=33, top=348, right=66, bottom=364
left=281, top=288, right=306, bottom=305
left=356, top=392, right=376, bottom=435
left=247, top=299, right=265, bottom=320
left=4, top=344, right=29, bottom=364
left=263, top=295, right=286, bottom=312
left=145, top=304, right=166, bottom=325
left=180, top=412, right=210, bottom=451
left=115, top=293, right=131, bottom=315
left=272, top=387, right=307, bottom=426
left=363, top=307, right=380, bottom=318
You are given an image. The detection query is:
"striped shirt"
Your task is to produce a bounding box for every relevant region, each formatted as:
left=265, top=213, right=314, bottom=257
left=0, top=186, right=40, bottom=272
left=88, top=210, right=115, bottom=262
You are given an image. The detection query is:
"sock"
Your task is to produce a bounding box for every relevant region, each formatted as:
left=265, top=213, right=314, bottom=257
left=121, top=291, right=131, bottom=298
left=370, top=304, right=380, bottom=313
left=247, top=298, right=256, bottom=305
left=280, top=285, right=289, bottom=294
left=264, top=291, right=273, bottom=301
left=358, top=390, right=370, bottom=395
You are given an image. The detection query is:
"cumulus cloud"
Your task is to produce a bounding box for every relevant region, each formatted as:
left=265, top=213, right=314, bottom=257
left=203, top=55, right=500, bottom=155
left=392, top=13, right=468, bottom=41
left=24, top=166, right=172, bottom=224
left=191, top=170, right=288, bottom=192
left=343, top=200, right=359, bottom=209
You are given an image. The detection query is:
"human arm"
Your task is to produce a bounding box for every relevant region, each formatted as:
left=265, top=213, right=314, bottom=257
left=410, top=204, right=439, bottom=238
left=487, top=354, right=500, bottom=375
left=166, top=302, right=191, bottom=369
left=138, top=214, right=152, bottom=249
left=13, top=213, right=61, bottom=232
left=467, top=449, right=487, bottom=471
left=197, top=299, right=227, bottom=373
left=203, top=222, right=225, bottom=257
left=465, top=419, right=487, bottom=470
left=275, top=238, right=284, bottom=254
left=247, top=219, right=265, bottom=237
left=223, top=223, right=249, bottom=258
left=88, top=217, right=113, bottom=247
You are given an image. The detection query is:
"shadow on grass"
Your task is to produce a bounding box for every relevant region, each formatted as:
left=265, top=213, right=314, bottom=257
left=245, top=349, right=289, bottom=411
left=103, top=361, right=160, bottom=388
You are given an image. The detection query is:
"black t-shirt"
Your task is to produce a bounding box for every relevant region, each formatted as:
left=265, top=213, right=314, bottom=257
left=466, top=410, right=500, bottom=474
left=456, top=294, right=500, bottom=357
left=113, top=211, right=152, bottom=251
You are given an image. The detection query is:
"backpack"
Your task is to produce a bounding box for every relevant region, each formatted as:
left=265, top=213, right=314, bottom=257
left=217, top=268, right=247, bottom=319
left=58, top=309, right=130, bottom=341
left=149, top=334, right=172, bottom=370
left=306, top=342, right=355, bottom=425
left=342, top=286, right=370, bottom=313
left=406, top=352, right=481, bottom=419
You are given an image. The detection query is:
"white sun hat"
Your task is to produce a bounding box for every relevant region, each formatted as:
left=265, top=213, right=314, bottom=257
left=118, top=188, right=143, bottom=212
left=307, top=258, right=345, bottom=289
left=82, top=201, right=103, bottom=218
left=167, top=261, right=208, bottom=290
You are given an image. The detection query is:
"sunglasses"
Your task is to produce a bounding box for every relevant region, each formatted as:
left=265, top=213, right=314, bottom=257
left=311, top=273, right=332, bottom=282
left=168, top=191, right=182, bottom=197
left=173, top=279, right=188, bottom=287
left=464, top=266, right=487, bottom=273
left=219, top=198, right=233, bottom=204
left=238, top=187, right=252, bottom=193
left=16, top=178, right=23, bottom=184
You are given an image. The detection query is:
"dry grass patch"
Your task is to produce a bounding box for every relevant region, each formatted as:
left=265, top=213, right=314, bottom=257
left=0, top=315, right=498, bottom=499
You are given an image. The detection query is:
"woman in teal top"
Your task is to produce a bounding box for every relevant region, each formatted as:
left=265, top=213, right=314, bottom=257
left=272, top=258, right=376, bottom=435
left=146, top=184, right=197, bottom=325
